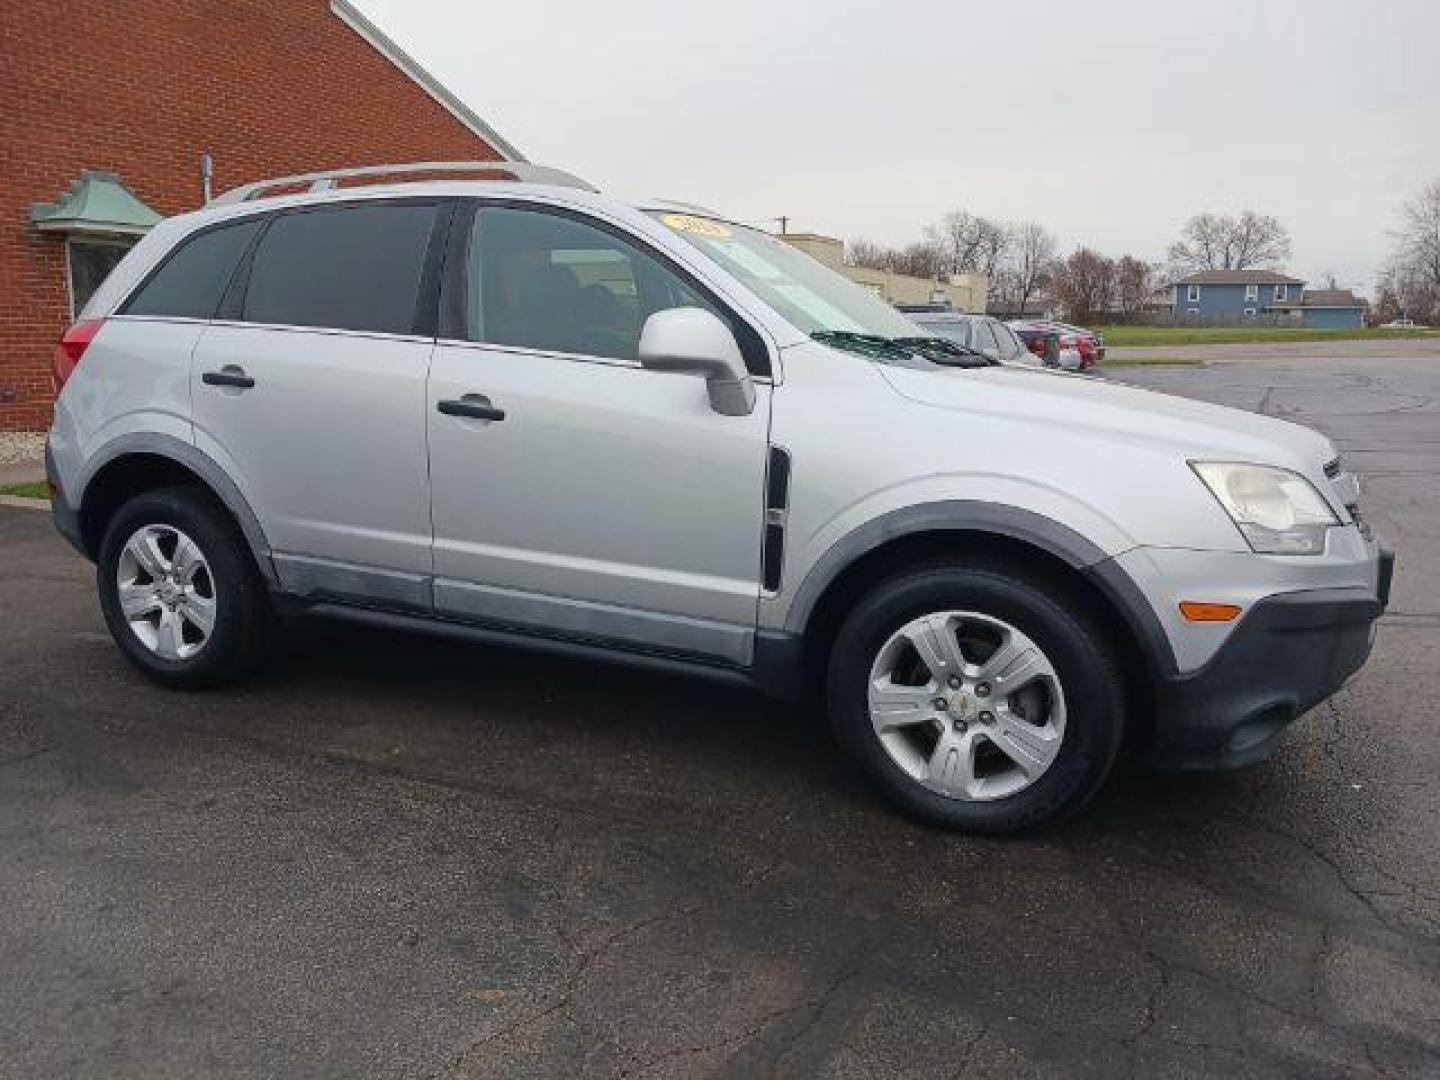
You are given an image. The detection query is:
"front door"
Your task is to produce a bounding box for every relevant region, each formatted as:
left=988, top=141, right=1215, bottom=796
left=191, top=199, right=444, bottom=608
left=427, top=203, right=771, bottom=665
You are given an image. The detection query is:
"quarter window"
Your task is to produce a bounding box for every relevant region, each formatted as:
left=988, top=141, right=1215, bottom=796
left=242, top=202, right=437, bottom=335
left=461, top=205, right=729, bottom=364
left=122, top=218, right=262, bottom=320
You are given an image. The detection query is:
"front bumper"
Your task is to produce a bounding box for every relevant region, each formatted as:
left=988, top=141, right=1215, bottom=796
left=1149, top=549, right=1392, bottom=768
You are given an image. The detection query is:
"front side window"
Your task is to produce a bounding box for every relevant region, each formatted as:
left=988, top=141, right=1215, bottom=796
left=121, top=218, right=262, bottom=320
left=242, top=202, right=437, bottom=335
left=650, top=213, right=920, bottom=340
left=461, top=205, right=731, bottom=364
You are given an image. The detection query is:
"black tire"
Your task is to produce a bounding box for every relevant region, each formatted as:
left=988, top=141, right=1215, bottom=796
left=97, top=486, right=273, bottom=688
left=826, top=559, right=1125, bottom=833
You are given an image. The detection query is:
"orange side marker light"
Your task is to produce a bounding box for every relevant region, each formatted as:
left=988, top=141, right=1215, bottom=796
left=1179, top=601, right=1243, bottom=623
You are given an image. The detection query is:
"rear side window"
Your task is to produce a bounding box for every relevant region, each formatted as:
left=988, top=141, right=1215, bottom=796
left=242, top=202, right=437, bottom=335
left=122, top=218, right=262, bottom=319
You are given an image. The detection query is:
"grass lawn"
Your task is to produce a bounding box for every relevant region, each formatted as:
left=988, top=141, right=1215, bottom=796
left=0, top=481, right=49, bottom=500
left=1097, top=326, right=1435, bottom=348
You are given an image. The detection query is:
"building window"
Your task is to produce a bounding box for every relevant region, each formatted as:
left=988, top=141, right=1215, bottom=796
left=66, top=238, right=134, bottom=318
left=1185, top=308, right=1200, bottom=322
left=1186, top=284, right=1200, bottom=303
left=1243, top=307, right=1257, bottom=320
left=1245, top=284, right=1258, bottom=301
left=1274, top=284, right=1288, bottom=302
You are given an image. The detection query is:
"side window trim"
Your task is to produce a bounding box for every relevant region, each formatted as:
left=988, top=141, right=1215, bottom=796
left=215, top=212, right=275, bottom=322
left=438, top=197, right=773, bottom=377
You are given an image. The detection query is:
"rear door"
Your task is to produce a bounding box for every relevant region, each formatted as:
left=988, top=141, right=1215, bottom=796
left=190, top=199, right=447, bottom=609
left=992, top=321, right=1036, bottom=366
left=970, top=318, right=1001, bottom=361
left=425, top=201, right=772, bottom=665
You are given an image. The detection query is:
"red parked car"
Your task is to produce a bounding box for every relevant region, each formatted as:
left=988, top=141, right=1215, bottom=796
left=1007, top=321, right=1097, bottom=371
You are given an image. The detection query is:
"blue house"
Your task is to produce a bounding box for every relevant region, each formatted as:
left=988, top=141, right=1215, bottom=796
left=1167, top=270, right=1365, bottom=328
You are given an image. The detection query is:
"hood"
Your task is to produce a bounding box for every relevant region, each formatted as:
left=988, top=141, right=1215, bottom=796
left=875, top=362, right=1337, bottom=471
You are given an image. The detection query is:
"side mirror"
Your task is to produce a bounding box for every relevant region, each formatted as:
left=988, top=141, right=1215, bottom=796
left=638, top=307, right=756, bottom=416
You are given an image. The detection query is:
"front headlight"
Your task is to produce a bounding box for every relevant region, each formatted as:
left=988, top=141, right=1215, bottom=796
left=1191, top=461, right=1339, bottom=555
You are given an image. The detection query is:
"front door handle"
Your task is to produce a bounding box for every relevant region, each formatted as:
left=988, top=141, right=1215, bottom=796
left=437, top=395, right=506, bottom=422
left=202, top=366, right=255, bottom=389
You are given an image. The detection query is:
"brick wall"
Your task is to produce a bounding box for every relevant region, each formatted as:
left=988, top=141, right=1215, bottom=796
left=0, top=0, right=503, bottom=430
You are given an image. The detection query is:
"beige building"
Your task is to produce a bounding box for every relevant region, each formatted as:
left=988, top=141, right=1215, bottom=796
left=780, top=233, right=988, bottom=313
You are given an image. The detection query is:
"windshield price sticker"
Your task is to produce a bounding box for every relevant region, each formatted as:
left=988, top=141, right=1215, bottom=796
left=661, top=213, right=732, bottom=239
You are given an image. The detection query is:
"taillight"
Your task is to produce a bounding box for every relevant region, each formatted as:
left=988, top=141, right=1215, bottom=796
left=52, top=318, right=103, bottom=393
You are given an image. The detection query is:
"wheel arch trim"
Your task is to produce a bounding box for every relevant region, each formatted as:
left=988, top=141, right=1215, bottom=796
left=74, top=433, right=279, bottom=588
left=779, top=500, right=1179, bottom=678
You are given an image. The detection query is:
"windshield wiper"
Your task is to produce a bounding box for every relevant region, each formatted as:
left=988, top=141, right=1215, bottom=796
left=810, top=330, right=917, bottom=361
left=811, top=330, right=997, bottom=368
left=890, top=336, right=996, bottom=367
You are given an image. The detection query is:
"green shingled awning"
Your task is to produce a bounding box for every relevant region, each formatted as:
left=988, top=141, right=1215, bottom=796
left=30, top=171, right=161, bottom=236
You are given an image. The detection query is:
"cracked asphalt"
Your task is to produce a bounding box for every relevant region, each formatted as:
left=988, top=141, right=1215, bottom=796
left=3, top=353, right=1439, bottom=1078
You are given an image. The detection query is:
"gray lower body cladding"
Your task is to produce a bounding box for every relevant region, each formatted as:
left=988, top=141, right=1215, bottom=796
left=1147, top=571, right=1390, bottom=769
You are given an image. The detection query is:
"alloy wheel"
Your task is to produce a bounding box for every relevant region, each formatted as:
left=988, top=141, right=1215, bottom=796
left=867, top=610, right=1066, bottom=801
left=115, top=524, right=217, bottom=661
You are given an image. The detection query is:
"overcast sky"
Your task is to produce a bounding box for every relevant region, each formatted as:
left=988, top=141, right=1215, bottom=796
left=355, top=0, right=1438, bottom=293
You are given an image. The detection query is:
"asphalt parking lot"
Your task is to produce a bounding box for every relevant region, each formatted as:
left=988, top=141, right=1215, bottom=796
left=3, top=354, right=1438, bottom=1079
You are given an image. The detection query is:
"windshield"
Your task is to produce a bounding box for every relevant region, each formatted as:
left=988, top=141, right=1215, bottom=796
left=648, top=212, right=921, bottom=340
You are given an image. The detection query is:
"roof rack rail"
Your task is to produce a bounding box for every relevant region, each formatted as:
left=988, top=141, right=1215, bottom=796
left=211, top=161, right=597, bottom=205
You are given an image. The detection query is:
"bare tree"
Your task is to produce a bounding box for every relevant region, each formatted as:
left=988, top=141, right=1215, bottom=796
left=927, top=211, right=1011, bottom=277
left=891, top=240, right=947, bottom=280
left=848, top=238, right=894, bottom=272
left=1004, top=222, right=1057, bottom=315
left=1370, top=282, right=1402, bottom=326
left=1112, top=255, right=1156, bottom=316
left=1168, top=211, right=1292, bottom=271
left=1047, top=248, right=1116, bottom=324
left=1398, top=179, right=1440, bottom=297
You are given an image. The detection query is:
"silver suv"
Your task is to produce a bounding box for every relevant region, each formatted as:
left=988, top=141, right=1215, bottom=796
left=46, top=162, right=1392, bottom=832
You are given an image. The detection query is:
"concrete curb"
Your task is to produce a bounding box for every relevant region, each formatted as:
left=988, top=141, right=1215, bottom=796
left=0, top=495, right=48, bottom=512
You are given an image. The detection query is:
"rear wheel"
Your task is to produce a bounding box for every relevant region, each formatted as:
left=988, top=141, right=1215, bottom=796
left=98, top=487, right=273, bottom=687
left=827, top=561, right=1125, bottom=833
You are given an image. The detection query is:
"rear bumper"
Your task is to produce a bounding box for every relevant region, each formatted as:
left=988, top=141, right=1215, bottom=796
left=1149, top=555, right=1391, bottom=769
left=45, top=437, right=87, bottom=557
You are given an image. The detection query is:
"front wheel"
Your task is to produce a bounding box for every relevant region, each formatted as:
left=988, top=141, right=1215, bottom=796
left=97, top=487, right=273, bottom=688
left=827, top=561, right=1125, bottom=833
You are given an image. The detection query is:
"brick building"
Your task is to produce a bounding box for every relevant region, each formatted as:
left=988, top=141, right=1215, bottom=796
left=0, top=0, right=519, bottom=431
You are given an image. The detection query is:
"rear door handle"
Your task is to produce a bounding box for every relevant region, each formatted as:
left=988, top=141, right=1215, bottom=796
left=437, top=395, right=505, bottom=422
left=202, top=366, right=255, bottom=389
